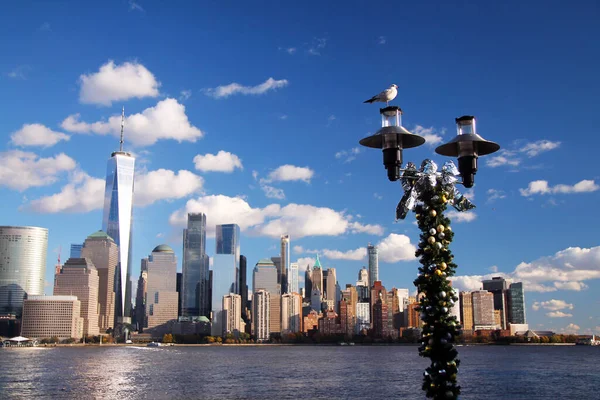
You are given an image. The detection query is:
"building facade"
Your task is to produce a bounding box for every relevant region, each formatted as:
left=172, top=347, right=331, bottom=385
left=211, top=254, right=237, bottom=336
left=459, top=291, right=474, bottom=331
left=367, top=244, right=379, bottom=287
left=482, top=277, right=508, bottom=329
left=304, top=264, right=313, bottom=301
left=281, top=292, right=302, bottom=334
left=182, top=213, right=210, bottom=317
left=222, top=293, right=242, bottom=337
left=145, top=245, right=178, bottom=329
left=253, top=290, right=270, bottom=342
left=288, top=262, right=299, bottom=295
left=356, top=302, right=370, bottom=334
left=70, top=244, right=83, bottom=258
left=0, top=226, right=48, bottom=317
left=472, top=290, right=496, bottom=329
left=81, top=230, right=118, bottom=332
left=102, top=149, right=135, bottom=321
left=21, top=295, right=83, bottom=339
left=507, top=282, right=526, bottom=324
left=280, top=234, right=290, bottom=294
left=53, top=257, right=100, bottom=336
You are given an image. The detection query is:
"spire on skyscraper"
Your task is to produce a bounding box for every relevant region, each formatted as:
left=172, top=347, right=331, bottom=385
left=314, top=254, right=322, bottom=268
left=119, top=106, right=125, bottom=152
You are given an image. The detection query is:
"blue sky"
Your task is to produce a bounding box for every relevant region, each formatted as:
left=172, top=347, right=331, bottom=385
left=1, top=0, right=599, bottom=334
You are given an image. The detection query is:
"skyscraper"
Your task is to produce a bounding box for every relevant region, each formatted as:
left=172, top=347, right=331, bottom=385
left=145, top=245, right=178, bottom=329
left=253, top=290, right=270, bottom=342
left=288, top=262, right=299, bottom=294
left=134, top=264, right=148, bottom=331
left=280, top=234, right=290, bottom=294
left=368, top=244, right=378, bottom=287
left=507, top=282, right=526, bottom=324
left=182, top=213, right=210, bottom=317
left=482, top=277, right=508, bottom=329
left=216, top=224, right=240, bottom=292
left=281, top=292, right=302, bottom=334
left=472, top=290, right=496, bottom=329
left=70, top=244, right=83, bottom=258
left=222, top=293, right=242, bottom=337
left=0, top=226, right=48, bottom=317
left=211, top=254, right=237, bottom=336
left=239, top=255, right=248, bottom=319
left=54, top=257, right=100, bottom=336
left=81, top=230, right=118, bottom=331
left=326, top=268, right=337, bottom=302
left=304, top=264, right=313, bottom=301
left=311, top=255, right=324, bottom=295
left=102, top=109, right=135, bottom=323
left=356, top=266, right=370, bottom=302
left=253, top=259, right=280, bottom=335
left=459, top=292, right=474, bottom=331
left=371, top=281, right=389, bottom=337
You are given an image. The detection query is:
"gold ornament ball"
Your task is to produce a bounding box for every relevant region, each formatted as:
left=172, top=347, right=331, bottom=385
left=440, top=262, right=447, bottom=270
left=446, top=225, right=452, bottom=232
left=428, top=236, right=436, bottom=244
left=435, top=269, right=443, bottom=276
left=430, top=209, right=437, bottom=217
left=437, top=225, right=445, bottom=233
left=415, top=214, right=420, bottom=219
left=441, top=195, right=448, bottom=203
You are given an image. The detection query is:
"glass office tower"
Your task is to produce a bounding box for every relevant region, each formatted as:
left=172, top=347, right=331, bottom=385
left=102, top=151, right=135, bottom=321
left=182, top=213, right=210, bottom=317
left=368, top=244, right=379, bottom=287
left=0, top=226, right=48, bottom=317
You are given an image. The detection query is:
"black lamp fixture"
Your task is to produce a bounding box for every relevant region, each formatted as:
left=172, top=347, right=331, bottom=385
left=359, top=106, right=426, bottom=181
left=434, top=116, right=500, bottom=188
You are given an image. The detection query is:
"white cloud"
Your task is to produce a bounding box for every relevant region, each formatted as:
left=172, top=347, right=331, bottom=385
left=532, top=299, right=574, bottom=311
left=321, top=248, right=366, bottom=261
left=547, top=311, right=573, bottom=318
left=134, top=169, right=204, bottom=206
left=308, top=37, right=327, bottom=55
left=293, top=245, right=304, bottom=254
left=203, top=77, right=288, bottom=99
left=61, top=98, right=203, bottom=146
left=486, top=151, right=521, bottom=168
left=520, top=179, right=599, bottom=196
left=261, top=184, right=285, bottom=199
left=561, top=323, right=580, bottom=334
left=7, top=65, right=30, bottom=80
left=266, top=165, right=314, bottom=183
left=78, top=60, right=160, bottom=106
left=376, top=233, right=417, bottom=263
left=11, top=124, right=70, bottom=147
left=446, top=210, right=477, bottom=223
left=193, top=151, right=243, bottom=173
left=453, top=246, right=600, bottom=294
left=169, top=194, right=383, bottom=239
left=413, top=125, right=444, bottom=146
left=296, top=257, right=315, bottom=272
left=374, top=193, right=383, bottom=200
left=335, top=147, right=361, bottom=163
left=129, top=0, right=144, bottom=12
left=378, top=36, right=386, bottom=45
left=26, top=168, right=203, bottom=213
left=520, top=140, right=561, bottom=157
left=179, top=89, right=192, bottom=101
left=348, top=221, right=385, bottom=236
left=0, top=150, right=76, bottom=191
left=486, top=188, right=506, bottom=202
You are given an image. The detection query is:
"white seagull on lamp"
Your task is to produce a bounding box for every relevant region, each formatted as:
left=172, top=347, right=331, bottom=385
left=363, top=84, right=398, bottom=106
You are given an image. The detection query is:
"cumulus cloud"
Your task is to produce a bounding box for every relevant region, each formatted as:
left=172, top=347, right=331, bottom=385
left=486, top=140, right=561, bottom=168
left=11, top=124, right=70, bottom=147
left=203, top=77, right=288, bottom=99
left=296, top=257, right=315, bottom=272
left=78, top=60, right=160, bottom=106
left=486, top=188, right=506, bottom=202
left=169, top=194, right=384, bottom=239
left=520, top=179, right=599, bottom=196
left=452, top=246, right=600, bottom=293
left=446, top=210, right=477, bottom=223
left=61, top=98, right=203, bottom=146
left=179, top=89, right=192, bottom=101
left=335, top=147, right=361, bottom=163
left=547, top=311, right=573, bottom=318
left=266, top=165, right=314, bottom=183
left=193, top=151, right=243, bottom=173
left=0, top=150, right=76, bottom=191
left=486, top=152, right=521, bottom=168
left=520, top=140, right=561, bottom=157
left=532, top=299, right=574, bottom=311
left=413, top=125, right=444, bottom=146
left=561, top=323, right=580, bottom=334
left=25, top=168, right=203, bottom=213
left=261, top=184, right=285, bottom=199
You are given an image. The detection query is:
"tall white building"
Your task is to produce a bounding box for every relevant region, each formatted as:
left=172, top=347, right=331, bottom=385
left=288, top=262, right=299, bottom=295
left=253, top=290, right=270, bottom=342
left=145, top=245, right=178, bottom=329
left=280, top=234, right=290, bottom=294
left=102, top=109, right=135, bottom=322
left=356, top=302, right=371, bottom=333
left=222, top=293, right=242, bottom=337
left=281, top=292, right=302, bottom=334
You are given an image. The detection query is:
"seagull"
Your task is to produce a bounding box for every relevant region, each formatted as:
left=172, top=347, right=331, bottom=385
left=364, top=84, right=398, bottom=106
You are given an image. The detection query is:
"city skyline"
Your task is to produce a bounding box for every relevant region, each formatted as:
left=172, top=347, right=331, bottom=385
left=1, top=1, right=599, bottom=335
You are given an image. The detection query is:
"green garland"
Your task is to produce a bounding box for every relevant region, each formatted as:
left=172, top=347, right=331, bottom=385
left=413, top=185, right=461, bottom=399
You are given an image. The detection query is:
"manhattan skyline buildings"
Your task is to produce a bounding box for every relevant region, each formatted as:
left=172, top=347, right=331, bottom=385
left=182, top=213, right=210, bottom=317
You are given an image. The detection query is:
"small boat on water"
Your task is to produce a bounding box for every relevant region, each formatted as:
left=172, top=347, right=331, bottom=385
left=147, top=342, right=162, bottom=347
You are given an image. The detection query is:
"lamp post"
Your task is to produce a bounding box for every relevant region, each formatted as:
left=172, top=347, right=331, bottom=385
left=359, top=105, right=500, bottom=400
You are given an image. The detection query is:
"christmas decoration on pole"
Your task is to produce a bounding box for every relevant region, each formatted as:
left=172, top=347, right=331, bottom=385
left=359, top=88, right=500, bottom=400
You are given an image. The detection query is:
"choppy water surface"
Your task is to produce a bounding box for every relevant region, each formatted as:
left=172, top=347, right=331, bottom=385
left=1, top=345, right=598, bottom=399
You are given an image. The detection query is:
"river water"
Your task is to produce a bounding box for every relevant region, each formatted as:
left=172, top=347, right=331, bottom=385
left=1, top=345, right=598, bottom=399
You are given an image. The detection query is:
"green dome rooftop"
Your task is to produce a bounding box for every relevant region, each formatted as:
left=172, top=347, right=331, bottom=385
left=153, top=244, right=174, bottom=253
left=256, top=258, right=275, bottom=265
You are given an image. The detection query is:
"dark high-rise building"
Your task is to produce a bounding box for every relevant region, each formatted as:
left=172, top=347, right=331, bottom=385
left=507, top=282, right=526, bottom=324
left=370, top=281, right=389, bottom=338
left=368, top=244, right=378, bottom=287
left=182, top=213, right=210, bottom=317
left=482, top=277, right=508, bottom=329
left=304, top=264, right=313, bottom=301
left=176, top=272, right=182, bottom=317
left=239, top=255, right=248, bottom=321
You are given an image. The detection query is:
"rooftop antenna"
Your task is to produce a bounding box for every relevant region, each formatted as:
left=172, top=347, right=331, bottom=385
left=119, top=106, right=125, bottom=152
